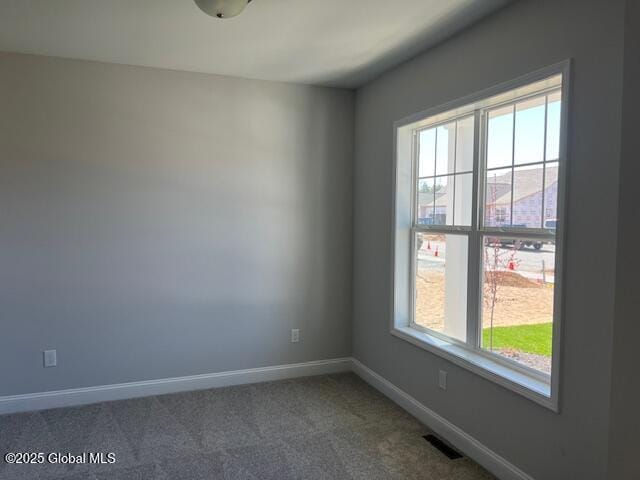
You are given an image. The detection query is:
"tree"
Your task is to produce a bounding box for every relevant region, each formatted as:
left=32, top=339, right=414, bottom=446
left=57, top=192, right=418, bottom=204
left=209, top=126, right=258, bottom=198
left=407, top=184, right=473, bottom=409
left=483, top=176, right=519, bottom=351
left=419, top=182, right=433, bottom=193
left=483, top=239, right=519, bottom=351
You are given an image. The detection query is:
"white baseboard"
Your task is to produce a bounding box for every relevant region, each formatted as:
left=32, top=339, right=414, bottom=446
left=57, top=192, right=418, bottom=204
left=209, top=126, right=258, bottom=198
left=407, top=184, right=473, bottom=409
left=1, top=356, right=532, bottom=480
left=0, top=357, right=352, bottom=415
left=351, top=358, right=533, bottom=480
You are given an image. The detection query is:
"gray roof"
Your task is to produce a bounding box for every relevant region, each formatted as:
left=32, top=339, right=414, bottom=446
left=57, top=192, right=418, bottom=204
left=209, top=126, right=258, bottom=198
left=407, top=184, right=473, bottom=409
left=420, top=165, right=558, bottom=208
left=418, top=190, right=448, bottom=207
left=489, top=165, right=558, bottom=206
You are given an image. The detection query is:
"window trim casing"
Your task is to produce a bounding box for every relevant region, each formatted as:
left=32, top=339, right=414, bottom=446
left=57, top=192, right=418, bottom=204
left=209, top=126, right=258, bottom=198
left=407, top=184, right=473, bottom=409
left=390, top=60, right=571, bottom=412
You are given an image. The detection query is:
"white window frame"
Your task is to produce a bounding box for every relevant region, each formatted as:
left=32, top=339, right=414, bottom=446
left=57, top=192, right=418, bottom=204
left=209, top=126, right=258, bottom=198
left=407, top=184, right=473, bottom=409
left=391, top=61, right=570, bottom=411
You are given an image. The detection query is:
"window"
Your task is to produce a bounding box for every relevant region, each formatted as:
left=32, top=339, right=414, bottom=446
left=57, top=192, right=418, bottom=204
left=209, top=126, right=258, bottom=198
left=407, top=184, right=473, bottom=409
left=494, top=207, right=507, bottom=224
left=393, top=63, right=568, bottom=409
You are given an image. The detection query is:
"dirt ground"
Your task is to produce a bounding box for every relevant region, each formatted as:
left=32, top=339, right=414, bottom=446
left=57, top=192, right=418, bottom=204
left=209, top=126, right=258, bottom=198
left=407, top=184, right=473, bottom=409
left=415, top=269, right=554, bottom=373
left=415, top=271, right=554, bottom=331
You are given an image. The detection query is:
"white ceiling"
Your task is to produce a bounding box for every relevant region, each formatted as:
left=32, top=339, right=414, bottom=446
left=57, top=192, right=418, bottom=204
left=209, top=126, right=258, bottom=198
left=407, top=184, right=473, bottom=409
left=0, top=0, right=510, bottom=88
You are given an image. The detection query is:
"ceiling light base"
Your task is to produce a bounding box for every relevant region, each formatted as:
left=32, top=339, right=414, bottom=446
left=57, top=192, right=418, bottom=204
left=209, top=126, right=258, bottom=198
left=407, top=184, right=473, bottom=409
left=195, top=0, right=252, bottom=19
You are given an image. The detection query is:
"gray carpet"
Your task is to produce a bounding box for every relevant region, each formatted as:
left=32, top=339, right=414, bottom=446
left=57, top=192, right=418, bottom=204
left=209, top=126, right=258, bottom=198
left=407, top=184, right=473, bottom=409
left=0, top=373, right=495, bottom=479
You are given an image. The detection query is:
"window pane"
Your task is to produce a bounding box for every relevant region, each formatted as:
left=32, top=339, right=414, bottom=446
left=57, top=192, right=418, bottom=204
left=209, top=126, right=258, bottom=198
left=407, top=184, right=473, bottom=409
left=512, top=165, right=543, bottom=228
left=433, top=176, right=452, bottom=225
left=415, top=233, right=468, bottom=342
left=485, top=168, right=512, bottom=227
left=543, top=162, right=559, bottom=229
left=546, top=91, right=562, bottom=161
left=456, top=116, right=475, bottom=173
left=419, top=128, right=436, bottom=177
left=454, top=173, right=473, bottom=226
left=514, top=96, right=545, bottom=165
left=436, top=123, right=456, bottom=176
left=487, top=105, right=513, bottom=169
left=481, top=236, right=555, bottom=374
left=417, top=178, right=435, bottom=225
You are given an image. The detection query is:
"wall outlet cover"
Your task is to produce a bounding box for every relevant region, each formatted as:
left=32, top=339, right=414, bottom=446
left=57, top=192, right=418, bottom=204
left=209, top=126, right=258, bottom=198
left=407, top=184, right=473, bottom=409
left=291, top=329, right=300, bottom=343
left=438, top=370, right=447, bottom=390
left=44, top=349, right=57, bottom=368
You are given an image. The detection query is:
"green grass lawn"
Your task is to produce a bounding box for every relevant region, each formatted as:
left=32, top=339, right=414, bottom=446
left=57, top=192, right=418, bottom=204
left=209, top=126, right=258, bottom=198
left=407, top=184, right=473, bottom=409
left=482, top=323, right=552, bottom=356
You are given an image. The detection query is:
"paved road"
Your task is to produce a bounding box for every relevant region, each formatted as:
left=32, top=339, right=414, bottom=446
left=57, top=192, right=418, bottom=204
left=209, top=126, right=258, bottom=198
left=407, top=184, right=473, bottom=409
left=417, top=240, right=556, bottom=282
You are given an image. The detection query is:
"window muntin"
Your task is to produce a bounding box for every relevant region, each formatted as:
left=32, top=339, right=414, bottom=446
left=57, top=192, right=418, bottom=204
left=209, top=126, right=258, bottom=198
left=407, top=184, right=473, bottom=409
left=408, top=74, right=563, bottom=380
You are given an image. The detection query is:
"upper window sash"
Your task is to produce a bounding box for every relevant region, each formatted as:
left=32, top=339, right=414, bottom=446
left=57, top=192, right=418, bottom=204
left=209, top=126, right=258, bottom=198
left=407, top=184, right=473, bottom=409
left=478, top=88, right=562, bottom=235
left=412, top=114, right=476, bottom=230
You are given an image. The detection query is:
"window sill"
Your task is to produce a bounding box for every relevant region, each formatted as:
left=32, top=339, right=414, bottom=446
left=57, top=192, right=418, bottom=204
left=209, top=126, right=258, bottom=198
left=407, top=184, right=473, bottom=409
left=391, top=326, right=557, bottom=411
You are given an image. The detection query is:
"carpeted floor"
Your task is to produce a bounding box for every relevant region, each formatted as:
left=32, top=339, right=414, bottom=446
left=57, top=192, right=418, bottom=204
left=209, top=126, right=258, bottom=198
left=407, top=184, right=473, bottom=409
left=0, top=373, right=495, bottom=479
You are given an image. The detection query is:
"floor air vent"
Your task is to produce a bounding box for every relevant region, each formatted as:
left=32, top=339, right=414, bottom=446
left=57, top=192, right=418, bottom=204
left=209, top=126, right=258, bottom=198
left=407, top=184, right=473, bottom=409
left=423, top=434, right=463, bottom=460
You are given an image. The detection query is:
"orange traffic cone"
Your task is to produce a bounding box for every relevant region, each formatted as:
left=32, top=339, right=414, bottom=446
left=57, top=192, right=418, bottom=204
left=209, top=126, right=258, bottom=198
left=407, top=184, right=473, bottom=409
left=434, top=246, right=439, bottom=257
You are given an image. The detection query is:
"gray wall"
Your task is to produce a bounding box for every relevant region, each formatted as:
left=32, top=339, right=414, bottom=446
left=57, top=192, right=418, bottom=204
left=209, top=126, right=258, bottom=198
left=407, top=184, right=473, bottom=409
left=607, top=1, right=640, bottom=478
left=352, top=1, right=624, bottom=478
left=0, top=53, right=354, bottom=396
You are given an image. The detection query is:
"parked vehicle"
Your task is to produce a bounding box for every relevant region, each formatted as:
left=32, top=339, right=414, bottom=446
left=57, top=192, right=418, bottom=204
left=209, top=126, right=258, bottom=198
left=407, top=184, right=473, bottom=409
left=489, top=238, right=543, bottom=250
left=514, top=239, right=543, bottom=250
left=487, top=224, right=542, bottom=250
left=544, top=218, right=557, bottom=232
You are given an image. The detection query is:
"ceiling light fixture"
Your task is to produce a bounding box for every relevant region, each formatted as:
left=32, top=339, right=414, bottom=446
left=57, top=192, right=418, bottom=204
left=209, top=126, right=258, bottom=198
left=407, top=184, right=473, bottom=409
left=194, top=0, right=252, bottom=19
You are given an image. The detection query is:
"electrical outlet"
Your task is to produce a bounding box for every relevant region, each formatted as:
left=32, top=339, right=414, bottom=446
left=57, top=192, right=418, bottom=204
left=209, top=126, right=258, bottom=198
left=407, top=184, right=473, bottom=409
left=44, top=349, right=57, bottom=368
left=438, top=370, right=447, bottom=390
left=291, top=329, right=300, bottom=343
